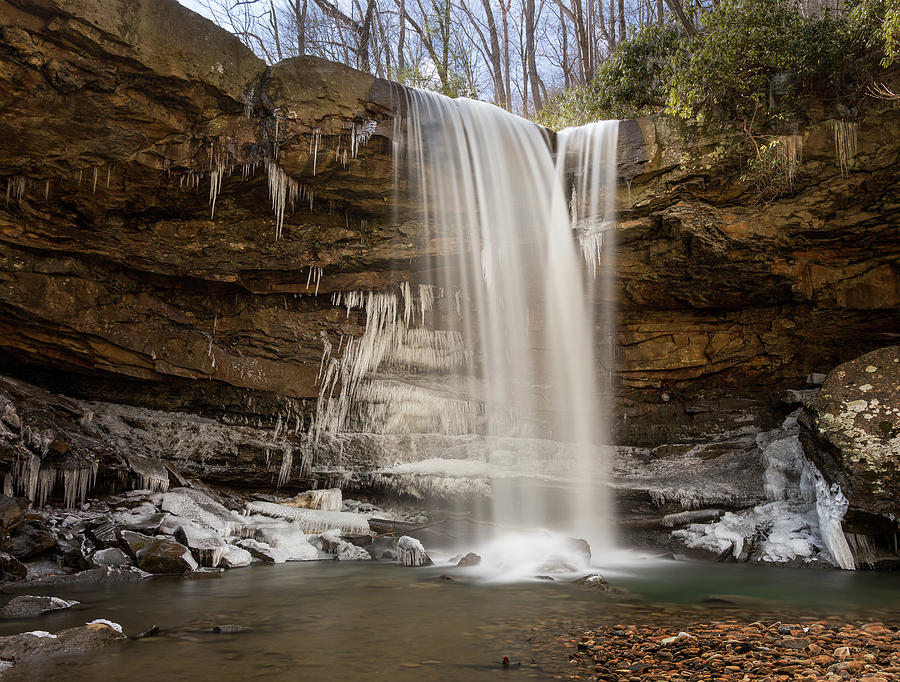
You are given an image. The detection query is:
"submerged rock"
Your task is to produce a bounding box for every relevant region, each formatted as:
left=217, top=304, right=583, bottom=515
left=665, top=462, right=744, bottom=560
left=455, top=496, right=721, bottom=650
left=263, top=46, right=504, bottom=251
left=396, top=536, right=432, bottom=567
left=0, top=596, right=79, bottom=618
left=0, top=621, right=126, bottom=664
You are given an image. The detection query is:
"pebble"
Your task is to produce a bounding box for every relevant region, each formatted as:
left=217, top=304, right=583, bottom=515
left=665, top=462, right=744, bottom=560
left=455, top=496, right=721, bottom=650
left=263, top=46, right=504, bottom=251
left=567, top=620, right=900, bottom=680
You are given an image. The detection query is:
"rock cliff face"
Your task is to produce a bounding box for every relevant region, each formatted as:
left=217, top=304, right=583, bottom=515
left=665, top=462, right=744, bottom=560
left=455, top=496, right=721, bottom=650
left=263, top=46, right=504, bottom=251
left=0, top=0, right=898, bottom=537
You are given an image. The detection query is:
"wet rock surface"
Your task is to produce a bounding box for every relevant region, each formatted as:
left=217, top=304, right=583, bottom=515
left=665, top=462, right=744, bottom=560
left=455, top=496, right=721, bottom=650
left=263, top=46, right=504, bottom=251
left=0, top=621, right=126, bottom=665
left=0, top=595, right=78, bottom=619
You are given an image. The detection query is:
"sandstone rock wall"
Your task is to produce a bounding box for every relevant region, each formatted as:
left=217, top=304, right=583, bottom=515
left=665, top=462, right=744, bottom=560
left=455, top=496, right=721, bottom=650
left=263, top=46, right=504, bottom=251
left=0, top=0, right=897, bottom=463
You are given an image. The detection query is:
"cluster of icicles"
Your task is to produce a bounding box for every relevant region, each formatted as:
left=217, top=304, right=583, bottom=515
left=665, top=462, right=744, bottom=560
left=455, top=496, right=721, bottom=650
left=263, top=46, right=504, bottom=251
left=309, top=284, right=480, bottom=442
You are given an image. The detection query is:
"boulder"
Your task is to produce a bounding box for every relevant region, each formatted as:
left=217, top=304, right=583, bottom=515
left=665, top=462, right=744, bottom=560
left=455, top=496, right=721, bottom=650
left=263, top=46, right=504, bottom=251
left=0, top=496, right=23, bottom=537
left=1, top=525, right=56, bottom=560
left=309, top=530, right=371, bottom=560
left=565, top=538, right=592, bottom=563
left=134, top=539, right=198, bottom=574
left=221, top=545, right=252, bottom=568
left=0, top=596, right=79, bottom=618
left=90, top=548, right=131, bottom=568
left=161, top=489, right=244, bottom=536
left=174, top=521, right=228, bottom=567
left=396, top=536, right=432, bottom=567
left=0, top=622, right=126, bottom=663
left=571, top=574, right=617, bottom=592
left=119, top=512, right=169, bottom=535
left=235, top=539, right=289, bottom=564
left=118, top=530, right=155, bottom=558
left=88, top=519, right=123, bottom=549
left=0, top=550, right=28, bottom=580
left=802, top=346, right=900, bottom=520
left=456, top=552, right=481, bottom=567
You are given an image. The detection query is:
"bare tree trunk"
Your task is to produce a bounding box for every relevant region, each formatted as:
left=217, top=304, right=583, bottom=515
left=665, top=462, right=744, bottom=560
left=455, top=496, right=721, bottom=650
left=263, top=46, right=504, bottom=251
left=501, top=0, right=512, bottom=107
left=618, top=0, right=625, bottom=40
left=269, top=0, right=283, bottom=60
left=663, top=0, right=696, bottom=34
left=478, top=0, right=507, bottom=108
left=398, top=0, right=406, bottom=74
left=608, top=0, right=616, bottom=48
left=525, top=0, right=542, bottom=112
left=657, top=0, right=664, bottom=23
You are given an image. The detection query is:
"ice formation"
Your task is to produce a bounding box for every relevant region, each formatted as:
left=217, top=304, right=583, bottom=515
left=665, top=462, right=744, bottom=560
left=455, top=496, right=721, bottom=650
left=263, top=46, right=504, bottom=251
left=244, top=500, right=371, bottom=535
left=87, top=619, right=123, bottom=633
left=834, top=119, right=858, bottom=177
left=672, top=412, right=856, bottom=568
left=396, top=535, right=431, bottom=567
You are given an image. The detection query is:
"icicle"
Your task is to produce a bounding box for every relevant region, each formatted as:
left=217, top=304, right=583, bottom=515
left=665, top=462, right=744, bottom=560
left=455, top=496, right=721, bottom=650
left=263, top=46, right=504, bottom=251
left=312, top=128, right=321, bottom=176
left=834, top=120, right=858, bottom=178
left=266, top=160, right=299, bottom=239
left=277, top=446, right=292, bottom=488
left=92, top=167, right=98, bottom=194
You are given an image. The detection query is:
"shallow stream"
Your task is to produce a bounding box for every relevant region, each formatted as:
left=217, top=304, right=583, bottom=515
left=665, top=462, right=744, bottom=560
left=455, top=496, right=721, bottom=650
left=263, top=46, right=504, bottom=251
left=1, top=558, right=898, bottom=680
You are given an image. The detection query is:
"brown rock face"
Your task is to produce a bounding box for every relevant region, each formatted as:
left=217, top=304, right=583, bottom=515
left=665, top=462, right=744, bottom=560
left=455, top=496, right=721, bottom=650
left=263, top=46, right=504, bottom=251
left=0, top=0, right=897, bottom=513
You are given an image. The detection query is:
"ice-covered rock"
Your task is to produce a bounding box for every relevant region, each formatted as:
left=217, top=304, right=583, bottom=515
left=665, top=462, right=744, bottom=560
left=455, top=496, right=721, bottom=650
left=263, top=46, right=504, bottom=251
left=244, top=501, right=370, bottom=535
left=396, top=536, right=432, bottom=567
left=281, top=488, right=342, bottom=511
left=236, top=538, right=289, bottom=563
left=118, top=530, right=154, bottom=558
left=119, top=511, right=169, bottom=535
left=174, top=521, right=229, bottom=567
left=90, top=547, right=130, bottom=568
left=221, top=545, right=252, bottom=568
left=309, top=529, right=371, bottom=561
left=0, top=595, right=79, bottom=618
left=161, top=488, right=244, bottom=536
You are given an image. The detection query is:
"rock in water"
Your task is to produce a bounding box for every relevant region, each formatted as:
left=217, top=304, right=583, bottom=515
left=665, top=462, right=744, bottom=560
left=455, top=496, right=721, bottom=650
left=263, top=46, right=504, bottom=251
left=396, top=536, right=432, bottom=567
left=456, top=552, right=481, bottom=567
left=309, top=530, right=372, bottom=561
left=0, top=622, right=126, bottom=665
left=0, top=596, right=79, bottom=618
left=281, top=489, right=342, bottom=511
left=134, top=539, right=198, bottom=574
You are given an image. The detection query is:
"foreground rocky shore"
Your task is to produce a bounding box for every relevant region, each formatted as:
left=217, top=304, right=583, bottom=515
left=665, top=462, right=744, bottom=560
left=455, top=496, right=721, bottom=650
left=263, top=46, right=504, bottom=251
left=566, top=620, right=900, bottom=681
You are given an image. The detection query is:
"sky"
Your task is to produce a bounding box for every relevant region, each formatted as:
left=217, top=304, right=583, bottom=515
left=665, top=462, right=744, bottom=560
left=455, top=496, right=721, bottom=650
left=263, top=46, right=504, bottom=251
left=176, top=0, right=215, bottom=21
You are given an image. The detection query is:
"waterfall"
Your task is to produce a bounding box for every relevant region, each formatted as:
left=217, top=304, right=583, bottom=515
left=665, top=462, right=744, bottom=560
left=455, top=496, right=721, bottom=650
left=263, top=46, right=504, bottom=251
left=396, top=90, right=619, bottom=557
left=316, top=88, right=620, bottom=565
